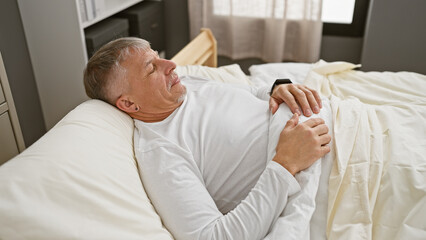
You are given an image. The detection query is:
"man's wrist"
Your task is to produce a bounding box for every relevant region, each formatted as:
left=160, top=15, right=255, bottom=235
left=267, top=161, right=302, bottom=194
left=270, top=78, right=292, bottom=96
left=272, top=157, right=298, bottom=176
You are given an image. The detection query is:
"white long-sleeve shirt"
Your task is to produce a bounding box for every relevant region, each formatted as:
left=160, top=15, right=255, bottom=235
left=134, top=76, right=303, bottom=240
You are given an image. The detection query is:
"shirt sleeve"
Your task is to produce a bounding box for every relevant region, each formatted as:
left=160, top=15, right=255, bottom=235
left=136, top=143, right=300, bottom=240
left=252, top=85, right=271, bottom=100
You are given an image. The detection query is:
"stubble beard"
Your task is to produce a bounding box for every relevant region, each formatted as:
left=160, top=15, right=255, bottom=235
left=167, top=73, right=186, bottom=104
left=177, top=85, right=187, bottom=103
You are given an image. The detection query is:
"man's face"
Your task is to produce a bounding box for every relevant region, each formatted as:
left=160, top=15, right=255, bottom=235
left=120, top=48, right=186, bottom=117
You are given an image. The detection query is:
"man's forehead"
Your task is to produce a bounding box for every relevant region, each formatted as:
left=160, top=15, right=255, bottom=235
left=123, top=48, right=155, bottom=65
left=120, top=48, right=153, bottom=74
left=143, top=49, right=159, bottom=65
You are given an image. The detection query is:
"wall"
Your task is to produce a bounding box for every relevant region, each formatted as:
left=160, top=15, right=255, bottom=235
left=0, top=0, right=46, bottom=147
left=320, top=36, right=363, bottom=64
left=164, top=0, right=190, bottom=59
left=0, top=0, right=189, bottom=147
left=219, top=36, right=365, bottom=74
left=228, top=0, right=426, bottom=73
left=319, top=0, right=369, bottom=64
left=361, top=0, right=426, bottom=74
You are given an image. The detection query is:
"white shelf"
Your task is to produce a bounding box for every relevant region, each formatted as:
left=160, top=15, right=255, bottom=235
left=82, top=0, right=143, bottom=28
left=17, top=0, right=144, bottom=129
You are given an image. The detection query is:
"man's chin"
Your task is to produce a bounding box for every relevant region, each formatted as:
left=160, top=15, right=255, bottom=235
left=177, top=86, right=187, bottom=103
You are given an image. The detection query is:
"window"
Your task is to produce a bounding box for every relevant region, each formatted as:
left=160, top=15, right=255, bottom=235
left=322, top=0, right=356, bottom=24
left=212, top=0, right=370, bottom=37
left=322, top=0, right=370, bottom=37
left=212, top=0, right=322, bottom=20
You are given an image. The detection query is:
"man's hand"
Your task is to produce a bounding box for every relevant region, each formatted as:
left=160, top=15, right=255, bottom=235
left=269, top=84, right=322, bottom=117
left=273, top=114, right=331, bottom=176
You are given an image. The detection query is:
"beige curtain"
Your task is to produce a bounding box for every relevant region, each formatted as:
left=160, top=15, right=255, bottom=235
left=188, top=0, right=323, bottom=62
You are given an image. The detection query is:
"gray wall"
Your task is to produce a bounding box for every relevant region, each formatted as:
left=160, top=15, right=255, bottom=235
left=164, top=0, right=190, bottom=59
left=0, top=0, right=46, bottom=147
left=312, top=0, right=426, bottom=73
left=361, top=0, right=426, bottom=74
left=0, top=0, right=189, bottom=147
left=320, top=36, right=363, bottom=64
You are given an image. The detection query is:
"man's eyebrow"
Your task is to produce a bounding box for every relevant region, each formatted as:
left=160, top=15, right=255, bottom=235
left=144, top=57, right=154, bottom=67
left=144, top=51, right=159, bottom=67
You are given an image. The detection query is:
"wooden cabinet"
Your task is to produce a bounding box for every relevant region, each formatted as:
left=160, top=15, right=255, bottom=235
left=0, top=52, right=25, bottom=165
left=17, top=0, right=144, bottom=129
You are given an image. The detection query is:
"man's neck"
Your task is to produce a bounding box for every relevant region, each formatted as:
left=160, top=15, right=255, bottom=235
left=130, top=103, right=182, bottom=123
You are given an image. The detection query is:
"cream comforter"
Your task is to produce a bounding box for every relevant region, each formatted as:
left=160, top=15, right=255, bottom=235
left=304, top=61, right=426, bottom=239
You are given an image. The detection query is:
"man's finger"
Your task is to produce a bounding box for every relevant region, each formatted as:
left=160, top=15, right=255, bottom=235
left=301, top=87, right=320, bottom=114
left=284, top=113, right=299, bottom=129
left=307, top=87, right=322, bottom=109
left=269, top=98, right=279, bottom=114
left=313, top=123, right=329, bottom=136
left=319, top=133, right=332, bottom=146
left=289, top=87, right=311, bottom=116
left=320, top=145, right=331, bottom=156
left=303, top=118, right=325, bottom=128
left=279, top=90, right=302, bottom=116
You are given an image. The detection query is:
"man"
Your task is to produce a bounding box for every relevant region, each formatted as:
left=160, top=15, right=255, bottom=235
left=84, top=38, right=331, bottom=239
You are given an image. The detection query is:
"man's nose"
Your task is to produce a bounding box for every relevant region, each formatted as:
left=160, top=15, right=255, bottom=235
left=160, top=58, right=176, bottom=75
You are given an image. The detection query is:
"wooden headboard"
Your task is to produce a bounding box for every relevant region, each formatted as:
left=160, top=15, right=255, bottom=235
left=171, top=28, right=217, bottom=67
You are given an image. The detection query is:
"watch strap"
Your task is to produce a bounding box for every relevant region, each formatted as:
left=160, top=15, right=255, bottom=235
left=270, top=78, right=292, bottom=96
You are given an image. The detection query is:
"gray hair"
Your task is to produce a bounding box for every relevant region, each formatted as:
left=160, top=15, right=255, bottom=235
left=83, top=37, right=151, bottom=105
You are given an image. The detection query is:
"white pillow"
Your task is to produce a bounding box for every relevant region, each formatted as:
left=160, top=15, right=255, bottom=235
left=312, top=60, right=361, bottom=75
left=176, top=64, right=252, bottom=85
left=249, top=62, right=313, bottom=87
left=0, top=100, right=173, bottom=239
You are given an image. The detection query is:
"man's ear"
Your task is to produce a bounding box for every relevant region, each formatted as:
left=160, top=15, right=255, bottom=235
left=115, top=95, right=138, bottom=113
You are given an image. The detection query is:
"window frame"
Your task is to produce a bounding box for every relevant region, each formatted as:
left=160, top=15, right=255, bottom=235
left=322, top=0, right=370, bottom=37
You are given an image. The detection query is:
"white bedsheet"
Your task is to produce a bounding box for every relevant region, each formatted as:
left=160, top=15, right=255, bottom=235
left=306, top=61, right=426, bottom=239
left=249, top=62, right=313, bottom=86
left=264, top=98, right=334, bottom=240
left=250, top=60, right=426, bottom=239
left=249, top=62, right=333, bottom=240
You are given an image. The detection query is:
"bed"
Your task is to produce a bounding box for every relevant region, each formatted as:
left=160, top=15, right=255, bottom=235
left=0, top=28, right=425, bottom=239
left=174, top=29, right=426, bottom=239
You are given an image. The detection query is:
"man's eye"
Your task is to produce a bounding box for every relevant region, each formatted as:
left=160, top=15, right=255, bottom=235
left=150, top=65, right=156, bottom=74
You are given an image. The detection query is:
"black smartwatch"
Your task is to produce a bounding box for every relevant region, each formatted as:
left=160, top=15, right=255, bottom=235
left=270, top=78, right=292, bottom=96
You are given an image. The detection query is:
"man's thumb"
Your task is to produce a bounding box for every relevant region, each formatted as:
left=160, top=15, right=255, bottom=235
left=285, top=113, right=299, bottom=128
left=269, top=98, right=279, bottom=114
